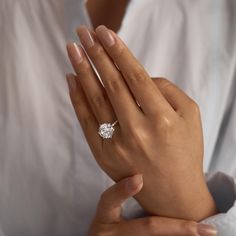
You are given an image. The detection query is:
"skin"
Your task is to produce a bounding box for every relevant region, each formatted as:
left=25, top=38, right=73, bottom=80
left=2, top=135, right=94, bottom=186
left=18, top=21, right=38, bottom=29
left=86, top=0, right=130, bottom=32
left=66, top=25, right=217, bottom=221
left=87, top=175, right=217, bottom=236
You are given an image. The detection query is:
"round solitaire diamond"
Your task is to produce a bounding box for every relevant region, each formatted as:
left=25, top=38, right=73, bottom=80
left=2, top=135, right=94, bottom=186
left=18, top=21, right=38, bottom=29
left=98, top=123, right=115, bottom=139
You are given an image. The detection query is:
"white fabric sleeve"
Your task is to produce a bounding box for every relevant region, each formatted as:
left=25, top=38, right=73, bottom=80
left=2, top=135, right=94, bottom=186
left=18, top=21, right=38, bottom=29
left=202, top=172, right=236, bottom=235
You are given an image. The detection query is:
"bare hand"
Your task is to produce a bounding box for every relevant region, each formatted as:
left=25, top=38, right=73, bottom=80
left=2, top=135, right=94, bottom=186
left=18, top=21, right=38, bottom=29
left=88, top=175, right=217, bottom=236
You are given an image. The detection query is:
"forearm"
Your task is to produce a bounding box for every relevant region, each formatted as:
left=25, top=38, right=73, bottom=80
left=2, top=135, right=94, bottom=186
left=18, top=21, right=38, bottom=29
left=86, top=0, right=130, bottom=32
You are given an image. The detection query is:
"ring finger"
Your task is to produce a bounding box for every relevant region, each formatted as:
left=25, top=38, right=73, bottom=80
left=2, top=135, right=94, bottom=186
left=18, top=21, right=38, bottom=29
left=67, top=42, right=116, bottom=124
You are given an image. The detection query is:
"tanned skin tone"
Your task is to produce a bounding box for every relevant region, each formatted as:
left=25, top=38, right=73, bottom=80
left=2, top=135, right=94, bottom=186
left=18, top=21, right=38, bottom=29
left=67, top=2, right=218, bottom=235
left=87, top=175, right=217, bottom=236
left=67, top=30, right=217, bottom=220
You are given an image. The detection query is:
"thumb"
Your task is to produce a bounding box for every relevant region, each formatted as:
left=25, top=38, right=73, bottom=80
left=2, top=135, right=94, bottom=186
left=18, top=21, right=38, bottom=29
left=95, top=174, right=143, bottom=224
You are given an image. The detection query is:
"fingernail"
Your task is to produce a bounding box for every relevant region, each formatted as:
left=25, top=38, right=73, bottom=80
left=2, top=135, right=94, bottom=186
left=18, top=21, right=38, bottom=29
left=67, top=42, right=83, bottom=64
left=73, top=43, right=83, bottom=64
left=77, top=26, right=95, bottom=48
left=66, top=74, right=77, bottom=91
left=197, top=224, right=217, bottom=236
left=96, top=25, right=115, bottom=47
left=125, top=175, right=143, bottom=192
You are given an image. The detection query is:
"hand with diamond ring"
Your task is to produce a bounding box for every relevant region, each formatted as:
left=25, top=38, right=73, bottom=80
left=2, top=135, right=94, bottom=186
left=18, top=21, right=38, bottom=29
left=66, top=25, right=216, bottom=221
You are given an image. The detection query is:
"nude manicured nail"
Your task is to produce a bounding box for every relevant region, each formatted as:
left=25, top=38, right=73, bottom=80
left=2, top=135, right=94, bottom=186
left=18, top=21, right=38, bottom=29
left=197, top=224, right=217, bottom=236
left=125, top=175, right=143, bottom=192
left=67, top=42, right=83, bottom=64
left=96, top=25, right=115, bottom=47
left=77, top=26, right=95, bottom=48
left=66, top=74, right=77, bottom=91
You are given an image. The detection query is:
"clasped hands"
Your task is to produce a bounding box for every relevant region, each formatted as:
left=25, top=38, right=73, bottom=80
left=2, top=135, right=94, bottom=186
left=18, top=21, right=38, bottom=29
left=66, top=25, right=217, bottom=235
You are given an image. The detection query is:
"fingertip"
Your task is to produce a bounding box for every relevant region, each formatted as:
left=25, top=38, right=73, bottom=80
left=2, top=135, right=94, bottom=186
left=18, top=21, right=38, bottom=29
left=125, top=174, right=143, bottom=194
left=197, top=223, right=217, bottom=236
left=95, top=25, right=116, bottom=48
left=76, top=25, right=87, bottom=35
left=95, top=25, right=106, bottom=33
left=66, top=41, right=73, bottom=50
left=66, top=42, right=73, bottom=58
left=66, top=42, right=76, bottom=57
left=66, top=42, right=83, bottom=66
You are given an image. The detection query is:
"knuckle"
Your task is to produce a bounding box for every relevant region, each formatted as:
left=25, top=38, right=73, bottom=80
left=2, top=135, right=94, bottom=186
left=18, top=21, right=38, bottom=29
left=99, top=191, right=109, bottom=206
left=76, top=61, right=91, bottom=75
left=91, top=45, right=105, bottom=59
left=145, top=218, right=157, bottom=231
left=181, top=221, right=198, bottom=235
left=153, top=77, right=171, bottom=89
left=126, top=66, right=146, bottom=85
left=98, top=191, right=116, bottom=213
left=152, top=78, right=176, bottom=97
left=157, top=115, right=175, bottom=130
left=154, top=115, right=177, bottom=140
left=111, top=44, right=125, bottom=61
left=90, top=93, right=107, bottom=110
left=81, top=114, right=95, bottom=132
left=188, top=99, right=200, bottom=114
left=104, top=79, right=122, bottom=93
left=79, top=60, right=91, bottom=74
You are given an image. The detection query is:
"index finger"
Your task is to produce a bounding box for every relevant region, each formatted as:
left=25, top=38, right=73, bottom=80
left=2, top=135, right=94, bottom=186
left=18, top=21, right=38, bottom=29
left=96, top=25, right=174, bottom=117
left=119, top=217, right=215, bottom=236
left=96, top=175, right=143, bottom=224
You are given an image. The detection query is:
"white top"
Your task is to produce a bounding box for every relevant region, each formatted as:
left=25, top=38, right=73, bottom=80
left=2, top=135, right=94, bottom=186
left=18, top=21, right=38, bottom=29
left=0, top=0, right=235, bottom=235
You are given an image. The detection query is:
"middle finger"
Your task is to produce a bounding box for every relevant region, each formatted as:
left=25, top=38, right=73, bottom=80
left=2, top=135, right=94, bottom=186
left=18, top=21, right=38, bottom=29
left=77, top=26, right=142, bottom=126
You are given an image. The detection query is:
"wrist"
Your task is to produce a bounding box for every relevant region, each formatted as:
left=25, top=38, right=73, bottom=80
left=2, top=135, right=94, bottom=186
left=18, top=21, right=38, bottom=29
left=171, top=179, right=217, bottom=221
left=134, top=172, right=217, bottom=221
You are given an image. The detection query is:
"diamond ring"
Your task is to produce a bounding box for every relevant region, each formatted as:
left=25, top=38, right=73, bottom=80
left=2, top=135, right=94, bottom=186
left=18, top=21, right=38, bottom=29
left=98, top=121, right=118, bottom=139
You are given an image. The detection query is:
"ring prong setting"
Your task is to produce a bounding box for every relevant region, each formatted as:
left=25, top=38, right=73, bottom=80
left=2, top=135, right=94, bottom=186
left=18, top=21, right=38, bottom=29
left=98, top=121, right=118, bottom=139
